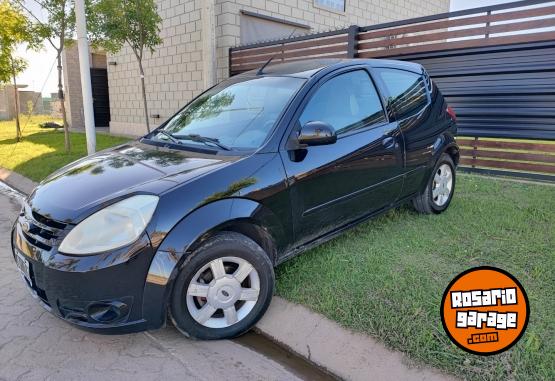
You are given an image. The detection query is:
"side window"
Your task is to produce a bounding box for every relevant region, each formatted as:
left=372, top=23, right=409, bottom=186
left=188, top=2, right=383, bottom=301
left=375, top=68, right=428, bottom=119
left=423, top=69, right=433, bottom=94
left=299, top=70, right=386, bottom=135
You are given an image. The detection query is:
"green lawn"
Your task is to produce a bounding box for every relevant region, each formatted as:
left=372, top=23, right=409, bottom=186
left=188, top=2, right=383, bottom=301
left=0, top=115, right=130, bottom=181
left=276, top=175, right=554, bottom=381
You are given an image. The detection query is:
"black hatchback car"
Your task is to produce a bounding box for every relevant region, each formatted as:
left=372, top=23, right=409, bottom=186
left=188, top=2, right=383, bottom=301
left=12, top=59, right=458, bottom=340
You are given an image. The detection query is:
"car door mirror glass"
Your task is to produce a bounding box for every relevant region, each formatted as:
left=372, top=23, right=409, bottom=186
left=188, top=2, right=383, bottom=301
left=298, top=121, right=337, bottom=146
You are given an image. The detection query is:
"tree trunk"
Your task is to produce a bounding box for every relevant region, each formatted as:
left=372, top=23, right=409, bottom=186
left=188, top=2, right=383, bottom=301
left=138, top=59, right=150, bottom=133
left=11, top=65, right=21, bottom=142
left=57, top=52, right=71, bottom=152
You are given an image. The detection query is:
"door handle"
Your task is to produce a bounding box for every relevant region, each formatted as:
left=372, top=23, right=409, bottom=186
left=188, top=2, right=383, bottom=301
left=382, top=137, right=396, bottom=149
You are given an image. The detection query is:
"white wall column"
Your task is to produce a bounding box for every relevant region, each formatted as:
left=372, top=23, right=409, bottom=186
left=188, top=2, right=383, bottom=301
left=201, top=0, right=217, bottom=89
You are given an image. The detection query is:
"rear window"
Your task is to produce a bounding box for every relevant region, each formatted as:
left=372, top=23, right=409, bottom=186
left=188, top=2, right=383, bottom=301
left=375, top=68, right=428, bottom=119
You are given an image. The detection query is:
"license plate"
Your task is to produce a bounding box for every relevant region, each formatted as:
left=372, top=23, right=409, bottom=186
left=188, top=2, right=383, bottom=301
left=15, top=252, right=32, bottom=285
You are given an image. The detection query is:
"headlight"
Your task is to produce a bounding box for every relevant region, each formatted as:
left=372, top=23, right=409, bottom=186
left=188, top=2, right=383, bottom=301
left=59, top=195, right=159, bottom=255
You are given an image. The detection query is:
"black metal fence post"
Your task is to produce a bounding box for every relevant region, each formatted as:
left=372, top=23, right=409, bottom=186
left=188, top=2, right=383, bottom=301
left=485, top=10, right=492, bottom=38
left=347, top=25, right=360, bottom=58
left=228, top=47, right=233, bottom=78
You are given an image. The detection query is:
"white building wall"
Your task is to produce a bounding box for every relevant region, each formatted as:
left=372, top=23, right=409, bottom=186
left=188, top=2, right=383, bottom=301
left=108, top=0, right=205, bottom=136
left=108, top=0, right=449, bottom=136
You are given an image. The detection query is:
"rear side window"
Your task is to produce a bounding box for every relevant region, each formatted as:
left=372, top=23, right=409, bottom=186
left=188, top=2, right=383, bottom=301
left=300, top=70, right=386, bottom=135
left=375, top=68, right=428, bottom=119
left=423, top=69, right=433, bottom=93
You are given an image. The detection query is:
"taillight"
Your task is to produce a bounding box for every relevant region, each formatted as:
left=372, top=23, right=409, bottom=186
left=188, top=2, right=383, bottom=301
left=446, top=106, right=457, bottom=122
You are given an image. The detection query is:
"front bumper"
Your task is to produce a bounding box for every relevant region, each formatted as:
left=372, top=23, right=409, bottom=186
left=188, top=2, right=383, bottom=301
left=11, top=212, right=156, bottom=334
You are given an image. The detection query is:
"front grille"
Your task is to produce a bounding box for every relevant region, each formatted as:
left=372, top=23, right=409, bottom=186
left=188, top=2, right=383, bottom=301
left=32, top=210, right=67, bottom=230
left=21, top=206, right=68, bottom=252
left=21, top=230, right=52, bottom=251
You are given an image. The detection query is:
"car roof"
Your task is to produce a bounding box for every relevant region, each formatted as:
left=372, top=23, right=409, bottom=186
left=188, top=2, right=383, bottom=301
left=242, top=58, right=423, bottom=78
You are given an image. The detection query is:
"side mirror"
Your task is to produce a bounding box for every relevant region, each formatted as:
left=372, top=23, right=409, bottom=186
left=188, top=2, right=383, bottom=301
left=297, top=121, right=337, bottom=146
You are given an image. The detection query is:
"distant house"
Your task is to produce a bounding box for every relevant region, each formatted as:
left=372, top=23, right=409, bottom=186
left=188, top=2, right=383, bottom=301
left=0, top=85, right=15, bottom=121
left=43, top=92, right=63, bottom=119
left=0, top=84, right=44, bottom=120
left=18, top=90, right=44, bottom=115
left=63, top=0, right=449, bottom=135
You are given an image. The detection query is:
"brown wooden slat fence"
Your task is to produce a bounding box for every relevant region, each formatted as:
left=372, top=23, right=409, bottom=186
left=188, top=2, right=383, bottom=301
left=230, top=28, right=353, bottom=74
left=229, top=0, right=555, bottom=181
left=357, top=4, right=555, bottom=58
left=230, top=0, right=555, bottom=74
left=457, top=138, right=555, bottom=180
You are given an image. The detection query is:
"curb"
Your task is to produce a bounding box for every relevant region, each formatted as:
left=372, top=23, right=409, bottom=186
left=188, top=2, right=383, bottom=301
left=1, top=169, right=454, bottom=381
left=256, top=297, right=454, bottom=381
left=0, top=167, right=37, bottom=195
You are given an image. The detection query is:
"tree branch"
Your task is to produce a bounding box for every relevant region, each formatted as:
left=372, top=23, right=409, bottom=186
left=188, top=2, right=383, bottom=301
left=28, top=0, right=56, bottom=15
left=12, top=0, right=44, bottom=24
left=11, top=0, right=58, bottom=50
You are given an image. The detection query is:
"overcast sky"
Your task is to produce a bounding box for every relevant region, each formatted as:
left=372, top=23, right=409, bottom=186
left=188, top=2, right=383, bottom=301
left=14, top=0, right=57, bottom=96
left=450, top=0, right=511, bottom=11
left=16, top=0, right=514, bottom=96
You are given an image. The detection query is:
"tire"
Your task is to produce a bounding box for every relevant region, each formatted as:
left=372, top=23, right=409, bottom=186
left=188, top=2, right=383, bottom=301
left=412, top=153, right=456, bottom=214
left=169, top=232, right=274, bottom=340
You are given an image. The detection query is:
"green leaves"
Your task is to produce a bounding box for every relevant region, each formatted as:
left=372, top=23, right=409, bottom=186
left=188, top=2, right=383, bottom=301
left=87, top=0, right=162, bottom=131
left=38, top=0, right=76, bottom=46
left=0, top=48, right=10, bottom=84
left=0, top=0, right=40, bottom=83
left=88, top=0, right=162, bottom=58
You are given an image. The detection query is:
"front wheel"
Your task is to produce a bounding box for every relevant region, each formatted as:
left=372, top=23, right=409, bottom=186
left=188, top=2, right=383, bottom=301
left=412, top=153, right=456, bottom=214
left=169, top=232, right=274, bottom=340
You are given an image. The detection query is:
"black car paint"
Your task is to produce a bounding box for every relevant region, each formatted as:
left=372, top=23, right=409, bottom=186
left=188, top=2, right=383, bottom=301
left=11, top=59, right=458, bottom=333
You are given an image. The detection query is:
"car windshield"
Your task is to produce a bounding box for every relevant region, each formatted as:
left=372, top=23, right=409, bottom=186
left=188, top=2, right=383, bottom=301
left=154, top=76, right=305, bottom=150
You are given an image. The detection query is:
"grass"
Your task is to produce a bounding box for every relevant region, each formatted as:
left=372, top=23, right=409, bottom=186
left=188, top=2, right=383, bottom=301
left=276, top=175, right=554, bottom=380
left=0, top=115, right=130, bottom=181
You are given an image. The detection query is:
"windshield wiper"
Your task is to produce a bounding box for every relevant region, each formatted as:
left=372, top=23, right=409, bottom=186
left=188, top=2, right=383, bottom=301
left=155, top=130, right=182, bottom=145
left=173, top=134, right=232, bottom=151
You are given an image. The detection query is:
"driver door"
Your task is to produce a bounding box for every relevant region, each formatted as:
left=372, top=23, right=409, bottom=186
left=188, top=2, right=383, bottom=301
left=280, top=68, right=404, bottom=246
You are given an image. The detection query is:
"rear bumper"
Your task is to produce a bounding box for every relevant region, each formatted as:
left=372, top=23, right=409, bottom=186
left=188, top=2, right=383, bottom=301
left=11, top=221, right=157, bottom=334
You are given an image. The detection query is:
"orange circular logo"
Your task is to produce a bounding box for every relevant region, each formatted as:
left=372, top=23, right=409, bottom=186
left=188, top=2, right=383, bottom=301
left=441, top=267, right=529, bottom=355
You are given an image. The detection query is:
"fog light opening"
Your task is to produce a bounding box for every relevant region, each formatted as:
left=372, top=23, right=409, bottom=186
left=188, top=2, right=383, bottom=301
left=87, top=301, right=129, bottom=324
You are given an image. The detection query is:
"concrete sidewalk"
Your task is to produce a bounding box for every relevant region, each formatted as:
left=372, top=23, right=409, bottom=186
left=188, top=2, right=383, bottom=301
left=1, top=167, right=454, bottom=381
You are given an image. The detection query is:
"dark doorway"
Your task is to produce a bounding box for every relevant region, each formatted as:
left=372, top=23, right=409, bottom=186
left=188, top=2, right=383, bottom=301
left=90, top=68, right=110, bottom=127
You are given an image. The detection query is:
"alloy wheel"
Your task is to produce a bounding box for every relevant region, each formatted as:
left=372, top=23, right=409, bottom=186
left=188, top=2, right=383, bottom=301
left=432, top=163, right=453, bottom=207
left=185, top=256, right=260, bottom=328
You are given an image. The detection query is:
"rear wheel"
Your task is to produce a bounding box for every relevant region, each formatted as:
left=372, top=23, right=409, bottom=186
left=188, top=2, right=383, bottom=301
left=170, top=232, right=274, bottom=340
left=412, top=153, right=456, bottom=214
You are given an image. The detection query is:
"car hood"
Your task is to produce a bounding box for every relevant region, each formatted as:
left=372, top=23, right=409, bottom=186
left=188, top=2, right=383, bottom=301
left=29, top=141, right=238, bottom=223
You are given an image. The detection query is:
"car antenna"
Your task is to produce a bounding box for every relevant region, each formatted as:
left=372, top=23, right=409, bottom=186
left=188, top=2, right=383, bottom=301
left=256, top=56, right=274, bottom=75
left=256, top=28, right=298, bottom=76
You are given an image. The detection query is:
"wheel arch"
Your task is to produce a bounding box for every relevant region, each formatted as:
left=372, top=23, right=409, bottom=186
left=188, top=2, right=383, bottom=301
left=431, top=132, right=459, bottom=167
left=211, top=219, right=278, bottom=264
left=141, top=198, right=283, bottom=329
left=445, top=143, right=460, bottom=167
left=418, top=133, right=459, bottom=193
